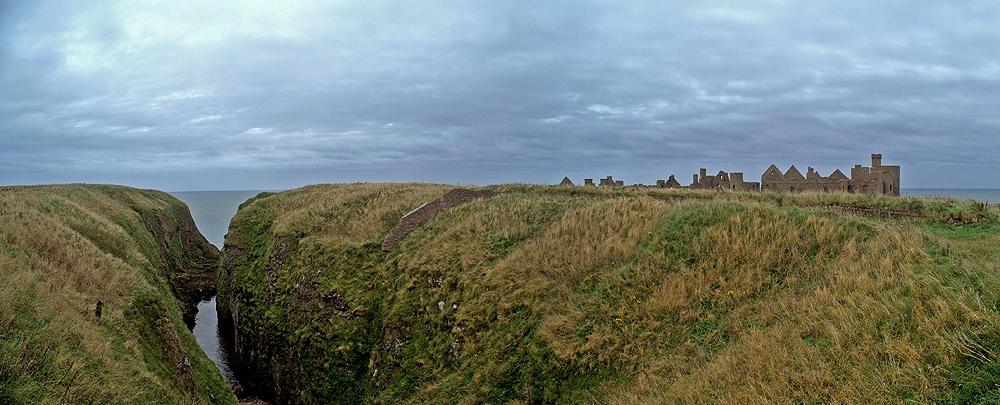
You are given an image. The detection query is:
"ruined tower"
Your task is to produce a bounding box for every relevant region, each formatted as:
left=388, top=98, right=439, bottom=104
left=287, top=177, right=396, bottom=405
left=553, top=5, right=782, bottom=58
left=761, top=154, right=899, bottom=196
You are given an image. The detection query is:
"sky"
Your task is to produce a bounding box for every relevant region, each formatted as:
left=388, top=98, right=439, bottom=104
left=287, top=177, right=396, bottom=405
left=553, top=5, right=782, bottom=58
left=2, top=0, right=999, bottom=191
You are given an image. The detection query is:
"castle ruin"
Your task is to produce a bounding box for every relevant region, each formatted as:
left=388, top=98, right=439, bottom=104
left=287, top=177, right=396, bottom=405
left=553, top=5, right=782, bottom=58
left=688, top=169, right=760, bottom=192
left=571, top=154, right=900, bottom=196
left=760, top=154, right=899, bottom=196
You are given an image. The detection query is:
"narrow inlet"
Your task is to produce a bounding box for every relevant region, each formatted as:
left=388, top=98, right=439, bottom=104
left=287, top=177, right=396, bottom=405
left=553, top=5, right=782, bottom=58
left=192, top=296, right=237, bottom=385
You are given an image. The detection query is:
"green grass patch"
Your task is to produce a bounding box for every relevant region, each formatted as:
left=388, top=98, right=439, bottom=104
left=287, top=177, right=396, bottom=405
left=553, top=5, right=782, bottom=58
left=217, top=183, right=1000, bottom=404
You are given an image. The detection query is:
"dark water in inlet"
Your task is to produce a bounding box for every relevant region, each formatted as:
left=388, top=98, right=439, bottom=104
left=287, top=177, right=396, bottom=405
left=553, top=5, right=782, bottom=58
left=192, top=297, right=237, bottom=383
left=169, top=190, right=266, bottom=385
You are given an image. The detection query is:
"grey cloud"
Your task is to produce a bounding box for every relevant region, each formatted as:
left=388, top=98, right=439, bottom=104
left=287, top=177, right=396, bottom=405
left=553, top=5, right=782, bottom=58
left=2, top=0, right=1000, bottom=190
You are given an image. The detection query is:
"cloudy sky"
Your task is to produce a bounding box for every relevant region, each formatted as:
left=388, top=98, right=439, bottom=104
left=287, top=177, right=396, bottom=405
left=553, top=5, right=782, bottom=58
left=2, top=0, right=999, bottom=191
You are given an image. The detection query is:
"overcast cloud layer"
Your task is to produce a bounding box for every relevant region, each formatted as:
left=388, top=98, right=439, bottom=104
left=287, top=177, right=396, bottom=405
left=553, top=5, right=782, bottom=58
left=2, top=0, right=999, bottom=190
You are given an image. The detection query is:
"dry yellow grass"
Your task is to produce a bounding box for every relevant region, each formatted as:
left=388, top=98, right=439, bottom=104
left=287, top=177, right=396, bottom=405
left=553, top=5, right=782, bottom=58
left=388, top=190, right=998, bottom=403
left=220, top=183, right=1000, bottom=404
left=267, top=182, right=455, bottom=245
left=1, top=184, right=233, bottom=404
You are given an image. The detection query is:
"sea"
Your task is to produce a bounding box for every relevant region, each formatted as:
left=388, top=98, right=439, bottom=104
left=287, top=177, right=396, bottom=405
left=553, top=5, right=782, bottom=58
left=169, top=190, right=266, bottom=249
left=169, top=190, right=266, bottom=385
left=901, top=188, right=1000, bottom=204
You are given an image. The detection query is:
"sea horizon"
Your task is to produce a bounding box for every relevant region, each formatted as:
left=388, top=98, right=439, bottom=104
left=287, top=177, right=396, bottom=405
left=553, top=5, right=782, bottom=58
left=168, top=190, right=267, bottom=248
left=901, top=188, right=1000, bottom=203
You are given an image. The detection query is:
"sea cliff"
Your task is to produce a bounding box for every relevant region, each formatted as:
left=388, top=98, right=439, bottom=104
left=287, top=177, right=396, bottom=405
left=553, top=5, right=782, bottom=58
left=0, top=184, right=235, bottom=404
left=217, top=182, right=1000, bottom=404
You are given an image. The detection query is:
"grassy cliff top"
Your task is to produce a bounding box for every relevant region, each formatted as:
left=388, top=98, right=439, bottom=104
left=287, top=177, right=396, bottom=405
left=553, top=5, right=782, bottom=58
left=1, top=184, right=234, bottom=404
left=224, top=183, right=1000, bottom=404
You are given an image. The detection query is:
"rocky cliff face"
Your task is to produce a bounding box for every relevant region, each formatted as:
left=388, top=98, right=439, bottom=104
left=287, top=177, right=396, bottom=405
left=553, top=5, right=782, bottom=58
left=217, top=217, right=383, bottom=404
left=137, top=204, right=220, bottom=328
left=214, top=185, right=456, bottom=404
left=215, top=192, right=303, bottom=403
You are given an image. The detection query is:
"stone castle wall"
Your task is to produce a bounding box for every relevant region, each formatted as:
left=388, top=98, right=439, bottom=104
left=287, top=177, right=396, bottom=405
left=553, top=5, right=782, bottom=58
left=567, top=153, right=899, bottom=197
left=763, top=154, right=899, bottom=196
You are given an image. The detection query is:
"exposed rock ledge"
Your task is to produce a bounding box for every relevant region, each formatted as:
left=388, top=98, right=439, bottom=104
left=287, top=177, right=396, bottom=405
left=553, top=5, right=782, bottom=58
left=137, top=205, right=220, bottom=329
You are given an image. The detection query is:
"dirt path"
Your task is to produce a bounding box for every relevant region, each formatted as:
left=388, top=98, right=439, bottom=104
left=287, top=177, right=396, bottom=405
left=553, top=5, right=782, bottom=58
left=382, top=188, right=500, bottom=251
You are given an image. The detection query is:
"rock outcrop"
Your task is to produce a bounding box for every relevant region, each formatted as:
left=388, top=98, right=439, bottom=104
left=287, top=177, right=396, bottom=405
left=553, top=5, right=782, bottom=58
left=155, top=316, right=200, bottom=399
left=138, top=204, right=220, bottom=328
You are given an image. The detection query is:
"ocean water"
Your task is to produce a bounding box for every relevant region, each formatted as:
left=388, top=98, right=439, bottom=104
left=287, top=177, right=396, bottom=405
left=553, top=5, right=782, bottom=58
left=170, top=190, right=264, bottom=248
left=169, top=190, right=265, bottom=385
left=901, top=188, right=1000, bottom=204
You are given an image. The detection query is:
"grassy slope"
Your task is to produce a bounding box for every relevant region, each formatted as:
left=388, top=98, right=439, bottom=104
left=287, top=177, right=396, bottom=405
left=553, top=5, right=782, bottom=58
left=0, top=184, right=235, bottom=405
left=222, top=183, right=1000, bottom=404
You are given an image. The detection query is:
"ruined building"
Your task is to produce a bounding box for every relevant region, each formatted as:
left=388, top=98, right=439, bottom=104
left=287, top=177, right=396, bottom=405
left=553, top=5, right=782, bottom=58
left=761, top=154, right=899, bottom=196
left=689, top=169, right=760, bottom=192
left=570, top=154, right=900, bottom=196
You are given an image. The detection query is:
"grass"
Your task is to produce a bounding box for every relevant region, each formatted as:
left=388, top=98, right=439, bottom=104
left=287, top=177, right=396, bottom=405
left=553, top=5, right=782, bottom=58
left=0, top=184, right=235, bottom=404
left=220, top=183, right=1000, bottom=404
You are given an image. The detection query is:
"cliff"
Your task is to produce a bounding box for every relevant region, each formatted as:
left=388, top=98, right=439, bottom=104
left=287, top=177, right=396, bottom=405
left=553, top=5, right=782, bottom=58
left=216, top=183, right=453, bottom=403
left=0, top=184, right=235, bottom=404
left=218, top=183, right=1000, bottom=404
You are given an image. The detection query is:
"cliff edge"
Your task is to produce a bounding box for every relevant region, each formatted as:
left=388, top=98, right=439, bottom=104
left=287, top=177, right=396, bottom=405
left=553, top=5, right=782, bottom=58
left=215, top=183, right=1000, bottom=404
left=0, top=184, right=235, bottom=404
